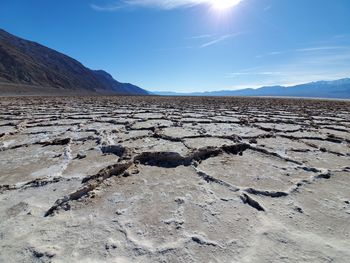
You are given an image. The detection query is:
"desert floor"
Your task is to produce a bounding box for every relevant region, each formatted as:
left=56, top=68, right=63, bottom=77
left=0, top=96, right=349, bottom=263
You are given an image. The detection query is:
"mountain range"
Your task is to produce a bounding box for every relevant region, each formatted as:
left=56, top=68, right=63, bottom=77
left=153, top=79, right=350, bottom=99
left=1, top=28, right=349, bottom=99
left=0, top=29, right=148, bottom=95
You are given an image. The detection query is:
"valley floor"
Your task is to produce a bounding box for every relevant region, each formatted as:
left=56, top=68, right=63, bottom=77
left=0, top=96, right=349, bottom=262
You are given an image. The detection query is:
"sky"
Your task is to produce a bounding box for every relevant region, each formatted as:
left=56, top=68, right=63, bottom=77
left=1, top=0, right=350, bottom=92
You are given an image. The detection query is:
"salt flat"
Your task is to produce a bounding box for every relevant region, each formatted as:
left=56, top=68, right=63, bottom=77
left=0, top=96, right=349, bottom=263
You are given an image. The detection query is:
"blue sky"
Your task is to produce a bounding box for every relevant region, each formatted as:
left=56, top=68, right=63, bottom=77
left=1, top=0, right=350, bottom=92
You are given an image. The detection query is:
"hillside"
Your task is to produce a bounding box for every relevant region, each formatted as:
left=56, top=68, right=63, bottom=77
left=0, top=29, right=148, bottom=95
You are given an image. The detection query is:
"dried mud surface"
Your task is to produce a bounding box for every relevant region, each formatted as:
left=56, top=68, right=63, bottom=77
left=0, top=96, right=349, bottom=263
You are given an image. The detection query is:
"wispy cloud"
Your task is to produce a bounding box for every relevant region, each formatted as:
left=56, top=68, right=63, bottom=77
left=227, top=46, right=350, bottom=89
left=227, top=71, right=283, bottom=78
left=296, top=46, right=347, bottom=52
left=187, top=34, right=213, bottom=40
left=225, top=70, right=350, bottom=90
left=155, top=46, right=195, bottom=51
left=90, top=3, right=123, bottom=11
left=156, top=34, right=237, bottom=51
left=263, top=5, right=271, bottom=12
left=200, top=34, right=232, bottom=48
left=333, top=34, right=348, bottom=39
left=198, top=32, right=244, bottom=48
left=256, top=46, right=348, bottom=58
left=158, top=32, right=244, bottom=51
left=91, top=0, right=243, bottom=11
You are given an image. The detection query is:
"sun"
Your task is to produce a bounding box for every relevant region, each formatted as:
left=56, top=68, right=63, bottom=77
left=210, top=0, right=242, bottom=10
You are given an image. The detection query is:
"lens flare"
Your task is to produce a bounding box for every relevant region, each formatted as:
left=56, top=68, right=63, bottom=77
left=210, top=0, right=242, bottom=10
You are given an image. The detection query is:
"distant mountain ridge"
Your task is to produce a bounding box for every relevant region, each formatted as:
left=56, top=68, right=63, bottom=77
left=153, top=78, right=350, bottom=99
left=0, top=29, right=148, bottom=95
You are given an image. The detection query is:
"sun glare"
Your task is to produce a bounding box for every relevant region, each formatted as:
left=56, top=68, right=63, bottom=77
left=210, top=0, right=242, bottom=10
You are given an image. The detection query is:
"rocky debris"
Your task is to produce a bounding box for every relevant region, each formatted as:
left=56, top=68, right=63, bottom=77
left=240, top=193, right=265, bottom=211
left=0, top=177, right=63, bottom=193
left=194, top=168, right=240, bottom=192
left=40, top=138, right=71, bottom=146
left=76, top=152, right=87, bottom=159
left=190, top=235, right=219, bottom=247
left=81, top=161, right=133, bottom=184
left=28, top=246, right=56, bottom=260
left=45, top=161, right=133, bottom=216
left=245, top=188, right=289, bottom=198
left=100, top=144, right=127, bottom=157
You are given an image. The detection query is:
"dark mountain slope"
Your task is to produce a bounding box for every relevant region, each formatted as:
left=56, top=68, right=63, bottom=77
left=0, top=29, right=148, bottom=95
